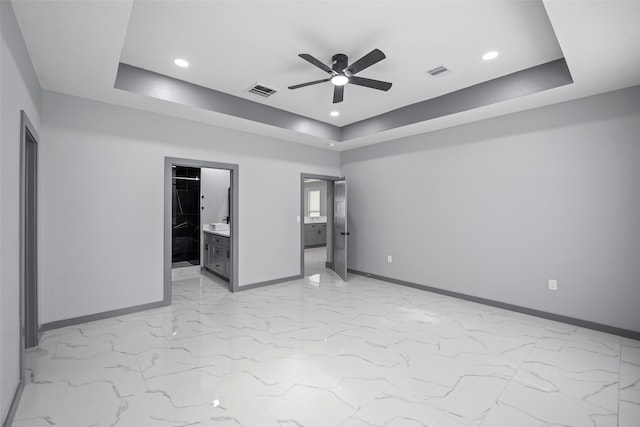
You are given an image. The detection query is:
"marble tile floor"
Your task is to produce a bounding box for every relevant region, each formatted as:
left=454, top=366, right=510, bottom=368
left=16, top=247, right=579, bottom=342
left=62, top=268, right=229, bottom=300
left=304, top=246, right=328, bottom=277
left=13, top=270, right=640, bottom=427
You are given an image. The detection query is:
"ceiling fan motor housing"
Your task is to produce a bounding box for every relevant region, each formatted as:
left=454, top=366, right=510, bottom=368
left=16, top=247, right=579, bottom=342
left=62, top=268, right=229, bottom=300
left=332, top=54, right=349, bottom=75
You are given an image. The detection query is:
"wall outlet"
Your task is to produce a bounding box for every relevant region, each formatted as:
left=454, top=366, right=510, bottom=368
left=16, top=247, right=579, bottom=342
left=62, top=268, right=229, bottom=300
left=548, top=279, right=558, bottom=291
left=387, top=255, right=392, bottom=263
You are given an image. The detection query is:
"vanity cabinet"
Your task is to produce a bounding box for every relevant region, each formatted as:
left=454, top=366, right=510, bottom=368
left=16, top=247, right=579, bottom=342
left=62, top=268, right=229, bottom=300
left=203, top=232, right=230, bottom=280
left=304, top=223, right=326, bottom=248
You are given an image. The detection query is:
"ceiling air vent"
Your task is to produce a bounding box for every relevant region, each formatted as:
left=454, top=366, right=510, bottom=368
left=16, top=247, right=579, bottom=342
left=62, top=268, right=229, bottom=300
left=247, top=83, right=278, bottom=98
left=426, top=66, right=451, bottom=77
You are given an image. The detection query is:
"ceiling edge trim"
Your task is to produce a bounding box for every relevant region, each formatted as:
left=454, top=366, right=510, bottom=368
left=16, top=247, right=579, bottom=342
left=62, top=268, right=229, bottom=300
left=114, top=59, right=572, bottom=144
left=114, top=63, right=341, bottom=141
left=341, top=58, right=573, bottom=141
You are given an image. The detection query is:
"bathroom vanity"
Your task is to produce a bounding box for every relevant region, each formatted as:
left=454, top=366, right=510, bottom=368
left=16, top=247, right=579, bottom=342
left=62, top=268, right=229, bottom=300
left=304, top=222, right=326, bottom=248
left=203, top=229, right=230, bottom=280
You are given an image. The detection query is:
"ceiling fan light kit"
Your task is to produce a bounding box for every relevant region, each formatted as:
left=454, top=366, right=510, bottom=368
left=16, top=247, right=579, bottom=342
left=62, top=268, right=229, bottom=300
left=288, top=48, right=392, bottom=104
left=331, top=75, right=349, bottom=86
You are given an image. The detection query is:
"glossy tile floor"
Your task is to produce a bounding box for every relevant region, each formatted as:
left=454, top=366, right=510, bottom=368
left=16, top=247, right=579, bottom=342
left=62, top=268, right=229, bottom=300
left=14, top=269, right=640, bottom=426
left=304, top=246, right=327, bottom=276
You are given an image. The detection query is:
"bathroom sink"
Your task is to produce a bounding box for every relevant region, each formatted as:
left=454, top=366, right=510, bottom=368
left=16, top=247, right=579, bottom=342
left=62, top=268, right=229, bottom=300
left=209, top=222, right=229, bottom=231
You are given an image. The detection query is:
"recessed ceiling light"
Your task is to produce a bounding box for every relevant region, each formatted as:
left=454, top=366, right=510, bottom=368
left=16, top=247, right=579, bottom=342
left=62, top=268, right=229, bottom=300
left=482, top=51, right=499, bottom=61
left=174, top=58, right=189, bottom=68
left=328, top=142, right=336, bottom=147
left=330, top=75, right=349, bottom=86
left=330, top=111, right=340, bottom=117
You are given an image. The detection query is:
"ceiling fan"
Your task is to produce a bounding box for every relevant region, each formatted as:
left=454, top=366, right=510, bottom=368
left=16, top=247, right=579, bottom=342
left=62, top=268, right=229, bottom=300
left=288, top=48, right=392, bottom=104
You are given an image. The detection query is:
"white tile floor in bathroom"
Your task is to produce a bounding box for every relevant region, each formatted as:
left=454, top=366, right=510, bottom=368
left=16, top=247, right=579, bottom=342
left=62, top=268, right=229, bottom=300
left=13, top=267, right=640, bottom=427
left=304, top=246, right=328, bottom=277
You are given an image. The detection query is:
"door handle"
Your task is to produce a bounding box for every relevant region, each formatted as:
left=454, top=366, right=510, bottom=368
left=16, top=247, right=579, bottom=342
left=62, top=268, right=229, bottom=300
left=340, top=232, right=350, bottom=236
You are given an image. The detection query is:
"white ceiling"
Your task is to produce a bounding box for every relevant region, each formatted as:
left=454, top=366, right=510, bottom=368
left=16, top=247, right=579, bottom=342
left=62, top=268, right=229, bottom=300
left=10, top=0, right=640, bottom=151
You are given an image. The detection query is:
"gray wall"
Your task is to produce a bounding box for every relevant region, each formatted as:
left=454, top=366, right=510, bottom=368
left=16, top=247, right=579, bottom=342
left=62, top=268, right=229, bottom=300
left=342, top=86, right=640, bottom=332
left=304, top=180, right=328, bottom=217
left=38, top=91, right=340, bottom=324
left=0, top=0, right=42, bottom=422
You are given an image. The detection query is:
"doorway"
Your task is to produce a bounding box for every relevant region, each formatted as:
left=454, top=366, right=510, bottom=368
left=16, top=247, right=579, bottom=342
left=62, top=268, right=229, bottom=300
left=300, top=173, right=347, bottom=280
left=20, top=111, right=39, bottom=351
left=303, top=178, right=331, bottom=275
left=165, top=158, right=239, bottom=298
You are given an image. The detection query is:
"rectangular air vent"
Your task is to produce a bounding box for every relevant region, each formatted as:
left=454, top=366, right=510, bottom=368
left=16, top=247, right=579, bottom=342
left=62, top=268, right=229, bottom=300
left=427, top=66, right=451, bottom=77
left=247, top=83, right=278, bottom=98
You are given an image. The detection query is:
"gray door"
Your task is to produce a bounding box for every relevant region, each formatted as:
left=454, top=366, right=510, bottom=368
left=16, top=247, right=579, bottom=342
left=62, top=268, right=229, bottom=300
left=332, top=179, right=348, bottom=281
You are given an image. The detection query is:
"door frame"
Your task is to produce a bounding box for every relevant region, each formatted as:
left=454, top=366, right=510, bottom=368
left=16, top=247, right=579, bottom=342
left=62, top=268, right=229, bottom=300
left=299, top=173, right=340, bottom=276
left=19, top=110, right=40, bottom=363
left=165, top=157, right=240, bottom=294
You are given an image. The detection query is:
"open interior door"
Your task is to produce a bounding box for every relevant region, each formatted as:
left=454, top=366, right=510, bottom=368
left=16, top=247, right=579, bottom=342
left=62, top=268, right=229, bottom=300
left=332, top=178, right=348, bottom=281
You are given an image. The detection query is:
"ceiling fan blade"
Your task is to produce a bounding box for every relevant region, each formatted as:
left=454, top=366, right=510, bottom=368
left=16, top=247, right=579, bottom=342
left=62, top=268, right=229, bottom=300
left=349, top=76, right=392, bottom=91
left=345, top=49, right=386, bottom=75
left=299, top=54, right=336, bottom=75
left=333, top=85, right=344, bottom=104
left=288, top=78, right=331, bottom=90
